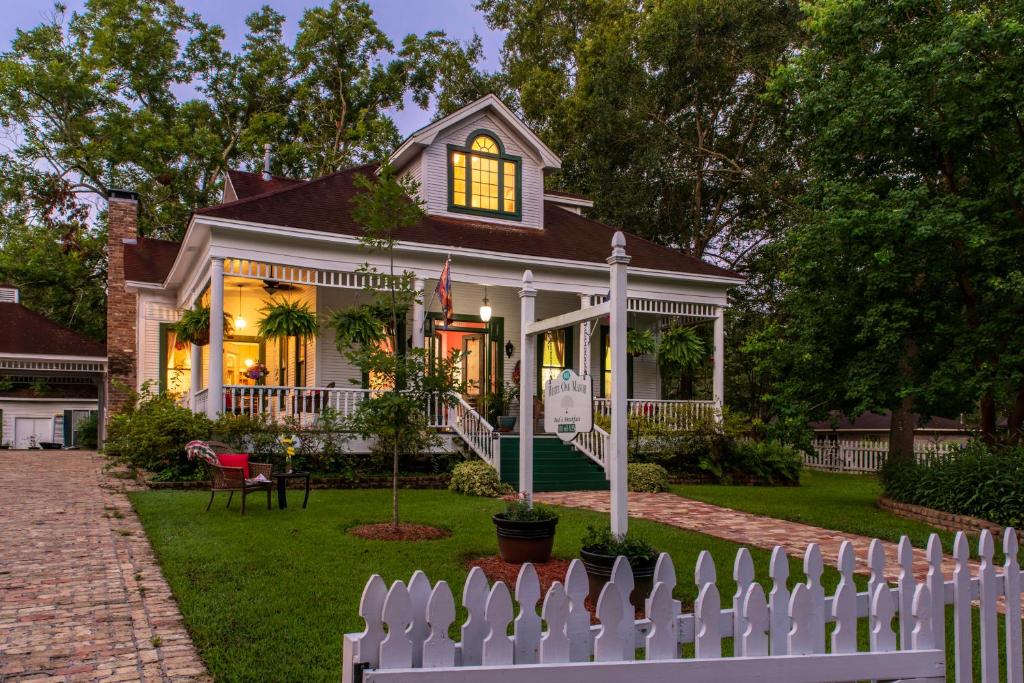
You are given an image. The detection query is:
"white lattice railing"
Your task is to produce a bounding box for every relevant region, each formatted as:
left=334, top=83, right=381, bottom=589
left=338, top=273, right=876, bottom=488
left=343, top=528, right=1023, bottom=683
left=449, top=395, right=499, bottom=469
left=194, top=388, right=208, bottom=416
left=593, top=398, right=717, bottom=431
left=804, top=440, right=960, bottom=473
left=573, top=425, right=610, bottom=474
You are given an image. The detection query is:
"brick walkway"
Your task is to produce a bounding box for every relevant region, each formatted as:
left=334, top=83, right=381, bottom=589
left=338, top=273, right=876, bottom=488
left=0, top=451, right=208, bottom=682
left=534, top=491, right=1002, bottom=595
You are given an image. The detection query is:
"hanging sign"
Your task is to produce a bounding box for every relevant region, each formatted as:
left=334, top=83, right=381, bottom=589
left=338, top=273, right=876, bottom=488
left=544, top=369, right=594, bottom=442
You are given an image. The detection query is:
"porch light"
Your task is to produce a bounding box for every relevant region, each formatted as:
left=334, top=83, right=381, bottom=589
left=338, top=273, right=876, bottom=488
left=234, top=284, right=247, bottom=330
left=479, top=287, right=492, bottom=322
left=505, top=340, right=514, bottom=358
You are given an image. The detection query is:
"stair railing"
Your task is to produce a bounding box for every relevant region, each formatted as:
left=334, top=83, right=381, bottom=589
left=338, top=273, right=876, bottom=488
left=449, top=393, right=499, bottom=471
left=573, top=425, right=610, bottom=476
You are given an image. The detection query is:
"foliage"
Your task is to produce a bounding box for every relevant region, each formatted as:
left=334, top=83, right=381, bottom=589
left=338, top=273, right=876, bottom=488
left=500, top=494, right=559, bottom=522
left=626, top=328, right=657, bottom=357
left=77, top=412, right=99, bottom=449
left=328, top=305, right=387, bottom=351
left=105, top=382, right=213, bottom=480
left=728, top=440, right=802, bottom=487
left=173, top=304, right=233, bottom=346
left=482, top=379, right=519, bottom=424
left=580, top=524, right=658, bottom=563
left=257, top=298, right=319, bottom=342
left=627, top=462, right=670, bottom=493
left=212, top=409, right=354, bottom=476
left=658, top=323, right=708, bottom=400
left=449, top=460, right=510, bottom=497
left=881, top=442, right=1024, bottom=528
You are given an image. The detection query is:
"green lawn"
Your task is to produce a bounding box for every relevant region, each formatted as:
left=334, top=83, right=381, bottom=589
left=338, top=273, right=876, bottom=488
left=132, top=488, right=996, bottom=682
left=672, top=469, right=959, bottom=553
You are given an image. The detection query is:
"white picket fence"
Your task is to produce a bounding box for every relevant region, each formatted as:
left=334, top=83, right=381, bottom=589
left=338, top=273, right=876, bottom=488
left=804, top=440, right=960, bottom=473
left=343, top=528, right=1022, bottom=682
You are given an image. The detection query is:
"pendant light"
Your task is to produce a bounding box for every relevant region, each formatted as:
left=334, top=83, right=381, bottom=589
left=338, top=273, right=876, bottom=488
left=234, top=284, right=247, bottom=330
left=479, top=286, right=492, bottom=322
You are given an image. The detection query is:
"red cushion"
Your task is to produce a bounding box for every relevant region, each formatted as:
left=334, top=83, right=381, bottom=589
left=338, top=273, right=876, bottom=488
left=216, top=453, right=250, bottom=478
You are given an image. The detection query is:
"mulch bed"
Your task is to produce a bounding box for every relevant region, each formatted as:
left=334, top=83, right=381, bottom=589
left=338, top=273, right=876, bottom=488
left=348, top=523, right=451, bottom=541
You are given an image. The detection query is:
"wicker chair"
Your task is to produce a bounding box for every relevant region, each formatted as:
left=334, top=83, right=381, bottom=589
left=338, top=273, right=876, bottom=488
left=201, top=440, right=274, bottom=515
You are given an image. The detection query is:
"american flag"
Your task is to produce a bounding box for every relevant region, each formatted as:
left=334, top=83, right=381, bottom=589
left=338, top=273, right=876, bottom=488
left=436, top=256, right=453, bottom=327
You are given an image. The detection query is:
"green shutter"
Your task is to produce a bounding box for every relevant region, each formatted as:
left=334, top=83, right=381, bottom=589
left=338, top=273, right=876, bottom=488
left=63, top=410, right=73, bottom=446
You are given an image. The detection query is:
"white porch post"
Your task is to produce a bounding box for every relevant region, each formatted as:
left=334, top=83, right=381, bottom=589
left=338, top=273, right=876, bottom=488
left=412, top=278, right=425, bottom=348
left=207, top=257, right=225, bottom=419
left=607, top=232, right=630, bottom=537
left=190, top=343, right=201, bottom=411
left=712, top=304, right=725, bottom=421
left=518, top=270, right=536, bottom=503
left=578, top=293, right=591, bottom=379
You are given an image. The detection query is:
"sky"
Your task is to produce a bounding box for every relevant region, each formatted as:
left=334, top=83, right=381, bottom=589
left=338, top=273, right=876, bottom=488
left=0, top=0, right=506, bottom=136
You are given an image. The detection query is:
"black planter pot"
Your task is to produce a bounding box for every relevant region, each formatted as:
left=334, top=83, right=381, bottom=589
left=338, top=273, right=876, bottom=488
left=493, top=513, right=558, bottom=564
left=580, top=547, right=657, bottom=612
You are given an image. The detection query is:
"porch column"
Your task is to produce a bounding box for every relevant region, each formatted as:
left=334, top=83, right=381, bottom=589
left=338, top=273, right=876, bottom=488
left=712, top=304, right=725, bottom=420
left=190, top=343, right=201, bottom=412
left=518, top=270, right=536, bottom=503
left=578, top=293, right=591, bottom=379
left=607, top=232, right=630, bottom=537
left=412, top=278, right=425, bottom=348
left=207, top=257, right=225, bottom=419
left=96, top=376, right=106, bottom=448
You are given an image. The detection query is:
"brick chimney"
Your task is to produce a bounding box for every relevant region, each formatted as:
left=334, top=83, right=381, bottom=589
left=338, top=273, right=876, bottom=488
left=106, top=189, right=139, bottom=418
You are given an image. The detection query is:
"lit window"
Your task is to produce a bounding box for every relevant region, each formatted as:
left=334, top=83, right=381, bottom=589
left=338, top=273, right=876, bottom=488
left=541, top=329, right=568, bottom=387
left=449, top=132, right=520, bottom=218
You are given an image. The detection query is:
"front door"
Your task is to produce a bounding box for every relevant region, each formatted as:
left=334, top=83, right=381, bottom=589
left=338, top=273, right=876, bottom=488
left=462, top=334, right=485, bottom=398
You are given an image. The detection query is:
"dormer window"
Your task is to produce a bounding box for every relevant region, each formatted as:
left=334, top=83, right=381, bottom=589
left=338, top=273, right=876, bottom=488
left=449, top=131, right=521, bottom=220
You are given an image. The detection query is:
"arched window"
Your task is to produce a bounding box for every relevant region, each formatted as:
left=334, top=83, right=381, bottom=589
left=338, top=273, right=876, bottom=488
left=449, top=131, right=521, bottom=219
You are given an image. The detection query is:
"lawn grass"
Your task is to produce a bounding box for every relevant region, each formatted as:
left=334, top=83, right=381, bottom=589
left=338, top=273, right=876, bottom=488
left=672, top=469, right=960, bottom=553
left=132, top=488, right=998, bottom=682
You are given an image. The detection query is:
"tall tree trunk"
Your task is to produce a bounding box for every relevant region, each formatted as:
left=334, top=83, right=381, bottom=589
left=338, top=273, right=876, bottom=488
left=1007, top=388, right=1024, bottom=445
left=979, top=392, right=998, bottom=444
left=889, top=396, right=917, bottom=461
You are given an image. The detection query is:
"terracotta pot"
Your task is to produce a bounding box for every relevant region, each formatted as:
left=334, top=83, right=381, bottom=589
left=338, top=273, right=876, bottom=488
left=579, top=547, right=657, bottom=612
left=493, top=513, right=558, bottom=564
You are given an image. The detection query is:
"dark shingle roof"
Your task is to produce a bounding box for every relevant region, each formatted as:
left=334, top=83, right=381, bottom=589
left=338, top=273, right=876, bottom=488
left=809, top=411, right=966, bottom=432
left=227, top=169, right=306, bottom=200
left=124, top=238, right=181, bottom=284
left=0, top=302, right=105, bottom=357
left=198, top=167, right=740, bottom=279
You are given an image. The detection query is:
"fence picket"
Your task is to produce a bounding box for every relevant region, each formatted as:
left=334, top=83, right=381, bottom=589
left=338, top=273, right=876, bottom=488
left=649, top=552, right=681, bottom=616
left=911, top=584, right=934, bottom=651
left=831, top=541, right=857, bottom=654
left=646, top=581, right=678, bottom=660
left=422, top=581, right=456, bottom=668
left=741, top=583, right=770, bottom=657
left=897, top=536, right=915, bottom=650
left=926, top=534, right=946, bottom=655
left=540, top=582, right=569, bottom=664
left=787, top=584, right=813, bottom=655
left=733, top=548, right=754, bottom=656
left=768, top=546, right=790, bottom=655
left=564, top=559, right=592, bottom=662
left=953, top=531, right=973, bottom=683
left=868, top=538, right=886, bottom=636
left=803, top=543, right=825, bottom=654
left=513, top=563, right=541, bottom=664
left=695, top=581, right=722, bottom=659
left=407, top=570, right=431, bottom=667
left=380, top=581, right=414, bottom=669
left=482, top=582, right=514, bottom=666
left=978, top=530, right=999, bottom=682
left=355, top=574, right=387, bottom=669
left=460, top=567, right=489, bottom=667
left=1005, top=528, right=1023, bottom=683
left=870, top=583, right=897, bottom=654
left=594, top=582, right=625, bottom=662
left=610, top=557, right=636, bottom=660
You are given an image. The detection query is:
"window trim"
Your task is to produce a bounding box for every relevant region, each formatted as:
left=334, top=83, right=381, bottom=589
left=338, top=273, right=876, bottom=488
left=599, top=325, right=633, bottom=400
left=447, top=128, right=523, bottom=221
left=536, top=327, right=574, bottom=398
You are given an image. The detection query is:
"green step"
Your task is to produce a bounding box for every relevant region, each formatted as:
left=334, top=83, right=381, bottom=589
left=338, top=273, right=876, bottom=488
left=497, top=435, right=609, bottom=492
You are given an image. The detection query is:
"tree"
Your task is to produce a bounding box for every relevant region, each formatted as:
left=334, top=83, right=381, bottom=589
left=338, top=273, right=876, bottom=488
left=763, top=0, right=1024, bottom=454
left=331, top=166, right=462, bottom=529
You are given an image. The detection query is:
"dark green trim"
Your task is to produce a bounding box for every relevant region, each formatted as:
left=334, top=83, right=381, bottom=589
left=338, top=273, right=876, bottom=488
left=536, top=327, right=574, bottom=398
left=424, top=312, right=504, bottom=396
left=360, top=320, right=408, bottom=389
left=599, top=326, right=633, bottom=399
left=446, top=128, right=522, bottom=221
left=158, top=323, right=172, bottom=395
left=63, top=410, right=73, bottom=445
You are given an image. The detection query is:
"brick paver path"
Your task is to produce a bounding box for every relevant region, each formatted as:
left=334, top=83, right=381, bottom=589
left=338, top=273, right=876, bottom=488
left=0, top=451, right=209, bottom=682
left=534, top=491, right=1013, bottom=607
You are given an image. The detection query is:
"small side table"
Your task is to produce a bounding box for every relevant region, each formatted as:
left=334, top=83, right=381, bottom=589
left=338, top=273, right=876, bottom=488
left=272, top=471, right=311, bottom=510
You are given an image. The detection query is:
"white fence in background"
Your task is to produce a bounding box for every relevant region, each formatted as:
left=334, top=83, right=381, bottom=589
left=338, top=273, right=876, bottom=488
left=804, top=440, right=960, bottom=473
left=594, top=398, right=716, bottom=431
left=343, top=529, right=1023, bottom=683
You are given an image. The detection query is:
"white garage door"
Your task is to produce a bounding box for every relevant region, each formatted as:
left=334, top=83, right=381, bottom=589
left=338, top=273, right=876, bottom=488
left=14, top=418, right=53, bottom=449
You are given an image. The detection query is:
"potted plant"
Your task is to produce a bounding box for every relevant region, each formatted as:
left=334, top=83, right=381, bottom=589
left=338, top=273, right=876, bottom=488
left=627, top=328, right=657, bottom=357
left=174, top=304, right=234, bottom=346
left=257, top=298, right=320, bottom=342
left=579, top=525, right=659, bottom=611
left=485, top=380, right=519, bottom=432
left=493, top=494, right=559, bottom=563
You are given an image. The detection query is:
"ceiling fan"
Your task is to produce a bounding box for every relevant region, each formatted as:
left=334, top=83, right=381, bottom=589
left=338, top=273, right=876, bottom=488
left=261, top=279, right=298, bottom=295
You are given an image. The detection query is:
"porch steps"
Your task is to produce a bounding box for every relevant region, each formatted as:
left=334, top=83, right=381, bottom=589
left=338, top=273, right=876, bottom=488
left=498, top=436, right=610, bottom=492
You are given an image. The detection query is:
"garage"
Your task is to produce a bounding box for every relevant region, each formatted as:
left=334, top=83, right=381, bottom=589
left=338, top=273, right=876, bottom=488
left=14, top=417, right=53, bottom=449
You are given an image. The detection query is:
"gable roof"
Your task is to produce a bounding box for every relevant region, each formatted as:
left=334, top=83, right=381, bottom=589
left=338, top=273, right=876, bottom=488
left=0, top=302, right=105, bottom=357
left=125, top=237, right=181, bottom=284
left=226, top=169, right=306, bottom=201
left=196, top=166, right=740, bottom=279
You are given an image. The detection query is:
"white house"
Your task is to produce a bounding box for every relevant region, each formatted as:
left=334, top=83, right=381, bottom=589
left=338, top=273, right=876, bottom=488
left=0, top=285, right=105, bottom=449
left=105, top=96, right=742, bottom=487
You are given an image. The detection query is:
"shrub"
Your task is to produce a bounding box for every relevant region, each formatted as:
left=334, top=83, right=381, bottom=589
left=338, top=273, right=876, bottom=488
left=76, top=413, right=99, bottom=449
left=627, top=463, right=670, bottom=492
left=449, top=460, right=510, bottom=497
left=500, top=494, right=559, bottom=521
left=105, top=383, right=213, bottom=480
left=728, top=440, right=802, bottom=486
left=212, top=409, right=355, bottom=476
left=881, top=442, right=1024, bottom=527
left=580, top=525, right=658, bottom=562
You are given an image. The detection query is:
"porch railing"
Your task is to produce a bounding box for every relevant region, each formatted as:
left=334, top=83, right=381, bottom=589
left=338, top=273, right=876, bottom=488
left=593, top=398, right=717, bottom=431
left=194, top=388, right=208, bottom=416
left=449, top=395, right=499, bottom=469
left=573, top=424, right=610, bottom=474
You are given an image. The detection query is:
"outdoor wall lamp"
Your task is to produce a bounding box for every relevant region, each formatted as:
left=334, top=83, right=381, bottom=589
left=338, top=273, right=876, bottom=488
left=479, top=287, right=492, bottom=322
left=505, top=340, right=515, bottom=358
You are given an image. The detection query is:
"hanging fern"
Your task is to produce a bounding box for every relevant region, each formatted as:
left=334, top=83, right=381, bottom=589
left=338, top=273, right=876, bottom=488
left=626, top=328, right=658, bottom=357
left=257, top=299, right=319, bottom=341
left=658, top=324, right=705, bottom=371
left=173, top=304, right=234, bottom=346
left=328, top=306, right=387, bottom=351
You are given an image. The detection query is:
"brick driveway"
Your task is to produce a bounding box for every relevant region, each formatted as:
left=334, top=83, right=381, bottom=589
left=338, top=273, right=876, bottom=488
left=0, top=451, right=208, bottom=682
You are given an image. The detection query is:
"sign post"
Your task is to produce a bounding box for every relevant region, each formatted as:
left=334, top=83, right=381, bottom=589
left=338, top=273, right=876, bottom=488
left=607, top=232, right=630, bottom=537
left=518, top=271, right=536, bottom=502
